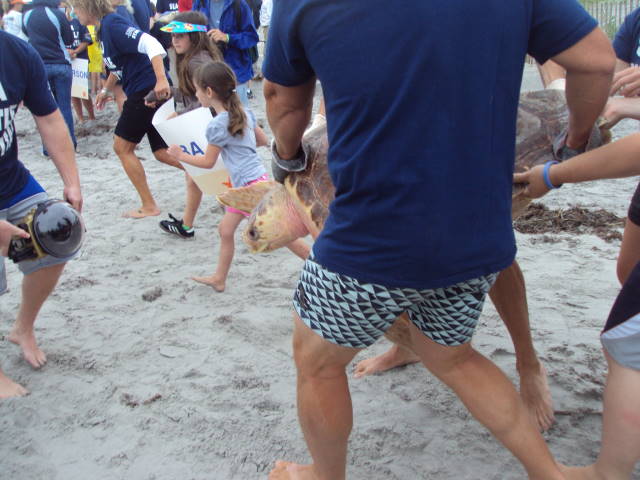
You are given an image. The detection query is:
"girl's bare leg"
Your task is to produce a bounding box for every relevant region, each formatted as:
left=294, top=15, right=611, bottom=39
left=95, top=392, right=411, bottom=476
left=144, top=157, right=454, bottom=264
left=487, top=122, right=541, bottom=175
left=192, top=211, right=244, bottom=292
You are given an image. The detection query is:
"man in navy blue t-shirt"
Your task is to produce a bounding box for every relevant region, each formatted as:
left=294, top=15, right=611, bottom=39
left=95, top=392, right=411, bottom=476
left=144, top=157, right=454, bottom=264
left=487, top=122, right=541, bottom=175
left=0, top=31, right=82, bottom=397
left=263, top=1, right=615, bottom=478
left=601, top=9, right=640, bottom=136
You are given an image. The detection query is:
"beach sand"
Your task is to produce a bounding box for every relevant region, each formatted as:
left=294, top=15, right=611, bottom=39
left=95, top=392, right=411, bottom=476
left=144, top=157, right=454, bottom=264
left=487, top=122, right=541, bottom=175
left=1, top=65, right=639, bottom=479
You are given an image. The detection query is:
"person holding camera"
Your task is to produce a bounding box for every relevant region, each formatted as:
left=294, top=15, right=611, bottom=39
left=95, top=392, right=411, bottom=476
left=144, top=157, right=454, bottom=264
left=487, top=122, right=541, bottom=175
left=0, top=30, right=82, bottom=377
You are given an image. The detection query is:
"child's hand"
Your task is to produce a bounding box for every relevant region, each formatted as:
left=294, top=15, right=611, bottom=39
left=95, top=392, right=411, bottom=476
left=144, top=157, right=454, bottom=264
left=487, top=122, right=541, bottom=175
left=513, top=165, right=549, bottom=199
left=167, top=145, right=184, bottom=161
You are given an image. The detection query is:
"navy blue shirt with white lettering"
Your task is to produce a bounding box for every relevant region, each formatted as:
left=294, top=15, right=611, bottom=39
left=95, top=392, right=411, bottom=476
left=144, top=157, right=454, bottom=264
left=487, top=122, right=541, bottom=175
left=0, top=32, right=57, bottom=208
left=614, top=7, right=640, bottom=64
left=99, top=13, right=160, bottom=96
left=265, top=0, right=597, bottom=289
left=156, top=0, right=179, bottom=15
left=70, top=18, right=92, bottom=60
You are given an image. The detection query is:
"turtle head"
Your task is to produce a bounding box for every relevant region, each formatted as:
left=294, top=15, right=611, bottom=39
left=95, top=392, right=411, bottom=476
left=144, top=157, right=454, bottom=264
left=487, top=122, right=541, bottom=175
left=243, top=183, right=309, bottom=253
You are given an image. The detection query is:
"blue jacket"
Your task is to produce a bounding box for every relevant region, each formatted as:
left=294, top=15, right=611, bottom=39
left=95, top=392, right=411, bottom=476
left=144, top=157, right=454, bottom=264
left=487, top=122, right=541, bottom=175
left=192, top=0, right=258, bottom=83
left=23, top=0, right=73, bottom=65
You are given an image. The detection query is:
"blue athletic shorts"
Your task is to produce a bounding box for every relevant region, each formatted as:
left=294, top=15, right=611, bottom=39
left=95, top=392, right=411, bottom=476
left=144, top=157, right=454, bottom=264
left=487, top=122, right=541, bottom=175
left=293, top=254, right=497, bottom=349
left=601, top=261, right=640, bottom=371
left=0, top=192, right=76, bottom=295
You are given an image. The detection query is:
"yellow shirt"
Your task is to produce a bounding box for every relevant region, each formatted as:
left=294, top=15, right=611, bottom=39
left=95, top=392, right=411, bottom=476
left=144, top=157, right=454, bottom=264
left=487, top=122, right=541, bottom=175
left=87, top=24, right=103, bottom=73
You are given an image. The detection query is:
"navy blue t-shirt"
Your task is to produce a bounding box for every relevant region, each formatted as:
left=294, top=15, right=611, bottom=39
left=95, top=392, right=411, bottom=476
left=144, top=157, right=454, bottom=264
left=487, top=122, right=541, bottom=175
left=614, top=7, right=640, bottom=64
left=70, top=18, right=92, bottom=60
left=131, top=0, right=152, bottom=33
left=115, top=5, right=138, bottom=28
left=264, top=0, right=597, bottom=289
left=156, top=0, right=179, bottom=15
left=0, top=32, right=57, bottom=207
left=99, top=13, right=161, bottom=96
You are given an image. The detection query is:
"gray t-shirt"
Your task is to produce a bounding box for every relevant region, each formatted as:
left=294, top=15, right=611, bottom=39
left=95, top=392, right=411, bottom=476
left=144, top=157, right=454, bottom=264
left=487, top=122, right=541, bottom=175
left=205, top=110, right=266, bottom=187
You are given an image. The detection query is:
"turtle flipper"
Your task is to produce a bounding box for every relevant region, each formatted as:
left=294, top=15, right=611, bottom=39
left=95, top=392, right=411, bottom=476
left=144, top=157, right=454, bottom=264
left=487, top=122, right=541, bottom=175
left=216, top=181, right=276, bottom=214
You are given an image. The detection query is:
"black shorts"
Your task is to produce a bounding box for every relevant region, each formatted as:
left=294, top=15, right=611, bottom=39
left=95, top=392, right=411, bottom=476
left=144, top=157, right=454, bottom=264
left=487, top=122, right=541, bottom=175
left=114, top=90, right=167, bottom=152
left=629, top=182, right=640, bottom=227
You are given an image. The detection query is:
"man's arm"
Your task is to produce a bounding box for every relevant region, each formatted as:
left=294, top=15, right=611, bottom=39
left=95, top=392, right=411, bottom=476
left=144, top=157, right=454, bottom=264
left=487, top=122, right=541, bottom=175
left=551, top=28, right=616, bottom=149
left=33, top=110, right=83, bottom=212
left=264, top=77, right=316, bottom=159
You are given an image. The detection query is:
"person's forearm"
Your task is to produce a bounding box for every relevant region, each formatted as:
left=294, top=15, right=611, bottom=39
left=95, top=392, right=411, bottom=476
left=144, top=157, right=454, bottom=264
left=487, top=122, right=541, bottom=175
left=552, top=28, right=615, bottom=149
left=264, top=79, right=315, bottom=159
left=564, top=69, right=612, bottom=146
left=35, top=111, right=80, bottom=189
left=150, top=55, right=166, bottom=84
left=102, top=73, right=118, bottom=92
left=551, top=132, right=640, bottom=185
left=179, top=153, right=213, bottom=168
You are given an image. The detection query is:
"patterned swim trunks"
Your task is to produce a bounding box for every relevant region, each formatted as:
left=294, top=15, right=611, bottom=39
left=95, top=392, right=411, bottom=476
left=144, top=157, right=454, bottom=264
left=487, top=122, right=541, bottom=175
left=293, top=254, right=497, bottom=349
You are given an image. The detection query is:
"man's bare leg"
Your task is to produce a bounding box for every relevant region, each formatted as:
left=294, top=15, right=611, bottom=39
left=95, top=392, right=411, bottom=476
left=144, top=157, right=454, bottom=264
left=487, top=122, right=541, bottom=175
left=490, top=261, right=554, bottom=431
left=562, top=352, right=640, bottom=480
left=406, top=321, right=564, bottom=480
left=113, top=135, right=161, bottom=218
left=269, top=313, right=360, bottom=480
left=0, top=368, right=28, bottom=398
left=8, top=263, right=65, bottom=368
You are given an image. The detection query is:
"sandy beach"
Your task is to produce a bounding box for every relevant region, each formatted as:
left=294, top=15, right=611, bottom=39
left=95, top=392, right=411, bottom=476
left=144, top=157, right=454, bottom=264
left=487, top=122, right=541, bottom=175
left=1, top=64, right=639, bottom=479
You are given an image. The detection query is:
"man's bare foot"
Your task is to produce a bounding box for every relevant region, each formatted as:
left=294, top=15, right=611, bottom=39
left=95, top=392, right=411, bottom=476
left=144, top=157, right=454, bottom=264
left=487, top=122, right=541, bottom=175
left=518, top=362, right=555, bottom=431
left=192, top=275, right=225, bottom=292
left=269, top=461, right=318, bottom=480
left=353, top=344, right=420, bottom=379
left=0, top=372, right=28, bottom=399
left=8, top=328, right=47, bottom=369
left=122, top=207, right=161, bottom=219
left=560, top=465, right=604, bottom=480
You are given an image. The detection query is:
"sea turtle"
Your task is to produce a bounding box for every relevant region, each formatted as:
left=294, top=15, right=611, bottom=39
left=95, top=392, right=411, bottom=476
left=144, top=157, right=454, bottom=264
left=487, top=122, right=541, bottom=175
left=217, top=88, right=609, bottom=349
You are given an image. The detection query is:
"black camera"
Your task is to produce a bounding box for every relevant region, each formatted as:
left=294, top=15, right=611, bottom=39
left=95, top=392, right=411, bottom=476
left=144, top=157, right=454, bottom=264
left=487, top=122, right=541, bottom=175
left=8, top=200, right=85, bottom=263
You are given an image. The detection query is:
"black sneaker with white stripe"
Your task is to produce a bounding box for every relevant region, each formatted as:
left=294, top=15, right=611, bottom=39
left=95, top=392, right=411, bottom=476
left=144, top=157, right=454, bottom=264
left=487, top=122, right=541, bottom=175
left=159, top=214, right=194, bottom=238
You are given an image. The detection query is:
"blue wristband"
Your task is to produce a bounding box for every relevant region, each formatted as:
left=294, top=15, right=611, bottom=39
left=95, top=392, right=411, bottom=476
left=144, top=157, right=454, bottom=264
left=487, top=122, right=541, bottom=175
left=542, top=160, right=561, bottom=189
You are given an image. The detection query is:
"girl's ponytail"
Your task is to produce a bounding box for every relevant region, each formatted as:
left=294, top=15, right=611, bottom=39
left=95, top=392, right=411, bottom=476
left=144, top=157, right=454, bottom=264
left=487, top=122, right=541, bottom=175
left=195, top=62, right=247, bottom=137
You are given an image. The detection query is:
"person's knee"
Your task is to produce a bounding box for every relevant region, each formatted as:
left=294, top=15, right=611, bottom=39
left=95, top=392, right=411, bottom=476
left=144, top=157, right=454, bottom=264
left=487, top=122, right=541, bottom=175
left=292, top=317, right=351, bottom=380
left=113, top=138, right=134, bottom=157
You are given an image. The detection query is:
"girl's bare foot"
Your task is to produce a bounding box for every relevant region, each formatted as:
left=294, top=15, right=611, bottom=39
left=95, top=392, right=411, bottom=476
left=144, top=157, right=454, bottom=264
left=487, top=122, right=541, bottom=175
left=192, top=275, right=225, bottom=292
left=269, top=461, right=318, bottom=480
left=8, top=328, right=46, bottom=369
left=122, top=207, right=161, bottom=219
left=0, top=372, right=28, bottom=399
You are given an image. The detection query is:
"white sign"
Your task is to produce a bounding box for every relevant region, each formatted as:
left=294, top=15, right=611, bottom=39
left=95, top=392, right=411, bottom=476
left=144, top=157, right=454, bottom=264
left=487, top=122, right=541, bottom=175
left=71, top=58, right=89, bottom=99
left=152, top=101, right=230, bottom=195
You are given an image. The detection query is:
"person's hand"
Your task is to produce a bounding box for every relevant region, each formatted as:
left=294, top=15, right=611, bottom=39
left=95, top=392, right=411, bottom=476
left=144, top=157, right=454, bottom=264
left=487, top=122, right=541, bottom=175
left=154, top=77, right=171, bottom=102
left=63, top=185, right=83, bottom=213
left=610, top=65, right=640, bottom=97
left=167, top=144, right=184, bottom=161
left=95, top=90, right=112, bottom=111
left=68, top=48, right=77, bottom=59
left=601, top=96, right=632, bottom=130
left=513, top=165, right=550, bottom=199
left=0, top=221, right=30, bottom=257
left=208, top=29, right=228, bottom=43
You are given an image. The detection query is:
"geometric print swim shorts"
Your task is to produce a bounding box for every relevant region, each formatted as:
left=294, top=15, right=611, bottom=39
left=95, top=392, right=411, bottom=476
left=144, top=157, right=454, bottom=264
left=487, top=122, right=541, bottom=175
left=293, top=254, right=497, bottom=349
